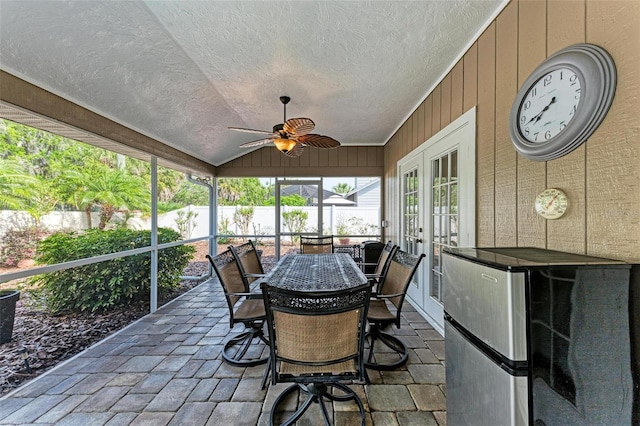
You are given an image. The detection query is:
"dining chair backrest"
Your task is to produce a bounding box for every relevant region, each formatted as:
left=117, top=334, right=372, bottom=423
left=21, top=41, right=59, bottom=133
left=379, top=249, right=425, bottom=327
left=300, top=235, right=334, bottom=254
left=206, top=250, right=269, bottom=368
left=207, top=250, right=249, bottom=325
left=261, top=281, right=371, bottom=384
left=229, top=240, right=264, bottom=287
left=371, top=241, right=397, bottom=286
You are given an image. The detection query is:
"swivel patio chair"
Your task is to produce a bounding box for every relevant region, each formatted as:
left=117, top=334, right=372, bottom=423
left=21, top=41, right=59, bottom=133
left=261, top=281, right=371, bottom=426
left=229, top=240, right=265, bottom=290
left=206, top=250, right=269, bottom=367
left=365, top=249, right=425, bottom=370
left=299, top=235, right=334, bottom=254
left=363, top=240, right=397, bottom=292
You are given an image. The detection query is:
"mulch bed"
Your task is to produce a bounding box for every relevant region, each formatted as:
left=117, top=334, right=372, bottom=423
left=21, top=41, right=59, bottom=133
left=0, top=261, right=209, bottom=397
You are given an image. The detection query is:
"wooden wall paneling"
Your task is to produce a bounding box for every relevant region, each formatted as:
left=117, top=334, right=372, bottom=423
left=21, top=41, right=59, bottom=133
left=417, top=102, right=426, bottom=144
left=367, top=147, right=378, bottom=167
left=307, top=147, right=318, bottom=168
left=348, top=146, right=359, bottom=167
left=476, top=22, right=496, bottom=247
left=242, top=150, right=252, bottom=168
left=585, top=0, right=640, bottom=261
left=317, top=148, right=329, bottom=167
left=406, top=119, right=412, bottom=154
left=402, top=122, right=410, bottom=156
left=451, top=61, right=464, bottom=120
left=260, top=146, right=272, bottom=168
left=440, top=73, right=452, bottom=128
left=262, top=147, right=285, bottom=167
left=250, top=149, right=261, bottom=168
left=463, top=43, right=478, bottom=112
left=219, top=145, right=383, bottom=177
left=405, top=115, right=413, bottom=152
left=494, top=1, right=518, bottom=246
left=516, top=0, right=547, bottom=248
left=431, top=86, right=442, bottom=135
left=328, top=146, right=339, bottom=166
left=424, top=95, right=433, bottom=141
left=357, top=147, right=368, bottom=167
left=338, top=146, right=349, bottom=167
left=546, top=0, right=587, bottom=254
left=412, top=112, right=419, bottom=151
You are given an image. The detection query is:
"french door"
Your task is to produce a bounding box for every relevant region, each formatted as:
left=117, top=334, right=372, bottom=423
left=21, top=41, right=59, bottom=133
left=398, top=108, right=476, bottom=334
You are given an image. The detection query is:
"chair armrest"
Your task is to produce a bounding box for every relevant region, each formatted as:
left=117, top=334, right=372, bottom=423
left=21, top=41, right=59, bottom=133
left=375, top=292, right=404, bottom=299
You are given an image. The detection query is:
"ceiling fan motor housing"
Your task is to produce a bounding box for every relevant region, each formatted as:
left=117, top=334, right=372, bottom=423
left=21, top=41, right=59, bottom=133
left=233, top=95, right=339, bottom=157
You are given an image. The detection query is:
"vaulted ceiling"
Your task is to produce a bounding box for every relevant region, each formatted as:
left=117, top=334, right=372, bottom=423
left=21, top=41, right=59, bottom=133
left=0, top=1, right=506, bottom=166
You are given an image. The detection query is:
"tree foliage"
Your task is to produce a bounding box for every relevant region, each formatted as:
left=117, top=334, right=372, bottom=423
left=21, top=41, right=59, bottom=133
left=218, top=178, right=271, bottom=206
left=0, top=158, right=37, bottom=210
left=332, top=182, right=353, bottom=195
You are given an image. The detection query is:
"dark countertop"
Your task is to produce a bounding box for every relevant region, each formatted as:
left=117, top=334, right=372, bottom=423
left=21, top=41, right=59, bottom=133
left=443, top=247, right=628, bottom=270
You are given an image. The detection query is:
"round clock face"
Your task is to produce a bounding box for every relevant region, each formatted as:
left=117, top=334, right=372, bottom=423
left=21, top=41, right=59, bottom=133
left=535, top=188, right=568, bottom=220
left=517, top=68, right=582, bottom=143
left=508, top=44, right=616, bottom=161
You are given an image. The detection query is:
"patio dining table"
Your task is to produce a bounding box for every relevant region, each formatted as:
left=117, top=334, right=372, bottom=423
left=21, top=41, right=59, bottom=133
left=265, top=253, right=368, bottom=291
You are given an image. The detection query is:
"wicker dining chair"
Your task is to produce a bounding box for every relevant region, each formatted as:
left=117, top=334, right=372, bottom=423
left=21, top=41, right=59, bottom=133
left=229, top=240, right=265, bottom=289
left=206, top=250, right=269, bottom=367
left=299, top=235, right=334, bottom=254
left=365, top=249, right=425, bottom=370
left=261, top=281, right=371, bottom=426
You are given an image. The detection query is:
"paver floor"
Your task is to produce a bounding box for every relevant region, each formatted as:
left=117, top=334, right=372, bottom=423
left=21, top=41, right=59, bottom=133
left=0, top=279, right=446, bottom=425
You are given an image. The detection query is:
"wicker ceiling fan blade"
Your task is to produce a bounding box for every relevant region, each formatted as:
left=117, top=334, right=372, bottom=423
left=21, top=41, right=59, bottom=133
left=281, top=142, right=304, bottom=158
left=283, top=118, right=315, bottom=136
left=298, top=134, right=341, bottom=148
left=228, top=127, right=276, bottom=136
left=238, top=137, right=276, bottom=148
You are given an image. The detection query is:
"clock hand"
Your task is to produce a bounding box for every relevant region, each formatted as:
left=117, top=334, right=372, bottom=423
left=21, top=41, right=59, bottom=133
left=528, top=97, right=557, bottom=124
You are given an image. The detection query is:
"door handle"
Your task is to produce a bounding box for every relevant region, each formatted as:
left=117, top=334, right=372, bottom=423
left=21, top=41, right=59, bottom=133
left=416, top=239, right=423, bottom=243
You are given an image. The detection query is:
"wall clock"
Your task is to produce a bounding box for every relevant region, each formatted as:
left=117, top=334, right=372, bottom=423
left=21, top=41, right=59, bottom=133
left=535, top=188, right=568, bottom=220
left=509, top=44, right=616, bottom=161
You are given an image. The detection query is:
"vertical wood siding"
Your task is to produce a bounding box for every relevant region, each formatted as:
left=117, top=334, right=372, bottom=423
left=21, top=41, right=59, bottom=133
left=216, top=145, right=384, bottom=178
left=383, top=0, right=640, bottom=262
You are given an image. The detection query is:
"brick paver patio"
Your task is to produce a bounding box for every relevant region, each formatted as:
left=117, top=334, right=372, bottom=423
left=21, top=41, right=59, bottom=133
left=0, top=279, right=446, bottom=425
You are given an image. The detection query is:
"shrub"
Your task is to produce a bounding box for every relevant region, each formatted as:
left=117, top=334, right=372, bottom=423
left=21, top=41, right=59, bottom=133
left=29, top=228, right=195, bottom=314
left=282, top=209, right=308, bottom=244
left=0, top=226, right=50, bottom=267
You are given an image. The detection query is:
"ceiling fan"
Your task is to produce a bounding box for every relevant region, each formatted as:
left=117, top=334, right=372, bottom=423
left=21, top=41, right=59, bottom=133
left=229, top=96, right=341, bottom=158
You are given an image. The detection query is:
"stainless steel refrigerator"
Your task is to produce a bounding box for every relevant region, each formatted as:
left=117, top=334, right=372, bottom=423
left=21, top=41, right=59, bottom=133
left=442, top=247, right=638, bottom=426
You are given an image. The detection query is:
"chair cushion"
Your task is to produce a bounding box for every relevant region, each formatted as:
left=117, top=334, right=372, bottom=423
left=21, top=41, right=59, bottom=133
left=367, top=299, right=395, bottom=322
left=235, top=298, right=266, bottom=321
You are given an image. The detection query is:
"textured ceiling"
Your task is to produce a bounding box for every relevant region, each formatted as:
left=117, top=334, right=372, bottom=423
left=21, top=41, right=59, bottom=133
left=0, top=1, right=506, bottom=166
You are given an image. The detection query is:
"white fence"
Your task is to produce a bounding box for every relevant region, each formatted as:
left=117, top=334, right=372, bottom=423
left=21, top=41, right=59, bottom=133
left=0, top=206, right=381, bottom=239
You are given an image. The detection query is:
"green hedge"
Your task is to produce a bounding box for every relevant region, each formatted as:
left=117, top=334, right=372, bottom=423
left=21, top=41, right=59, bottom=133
left=30, top=228, right=195, bottom=314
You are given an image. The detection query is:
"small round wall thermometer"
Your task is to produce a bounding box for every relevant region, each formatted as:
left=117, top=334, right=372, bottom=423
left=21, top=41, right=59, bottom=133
left=535, top=188, right=568, bottom=219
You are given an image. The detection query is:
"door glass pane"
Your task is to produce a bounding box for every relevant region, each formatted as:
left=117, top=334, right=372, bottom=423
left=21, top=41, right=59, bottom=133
left=451, top=150, right=458, bottom=182
left=403, top=168, right=420, bottom=268
left=430, top=149, right=458, bottom=302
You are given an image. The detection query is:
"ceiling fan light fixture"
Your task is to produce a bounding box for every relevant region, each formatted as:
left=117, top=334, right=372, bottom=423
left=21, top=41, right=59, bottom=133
left=273, top=138, right=297, bottom=153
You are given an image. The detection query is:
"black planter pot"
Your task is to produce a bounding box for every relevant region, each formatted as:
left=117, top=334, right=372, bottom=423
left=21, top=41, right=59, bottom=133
left=0, top=290, right=20, bottom=344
